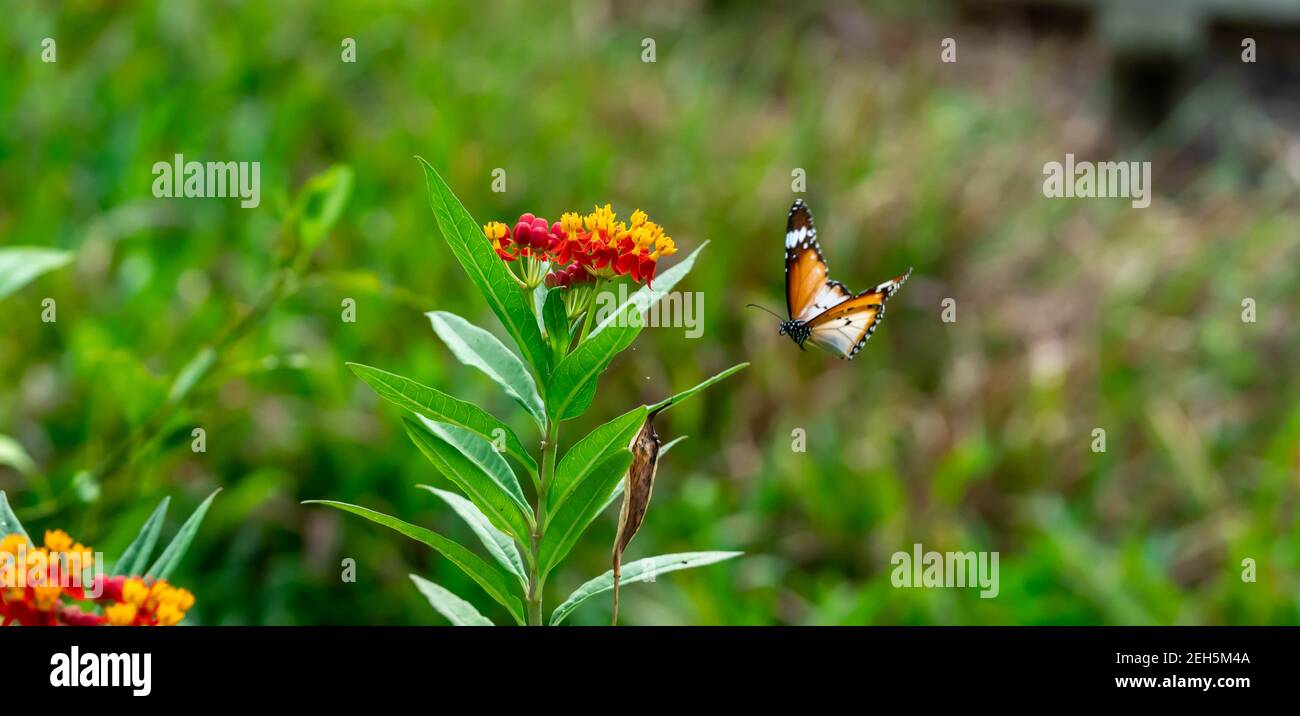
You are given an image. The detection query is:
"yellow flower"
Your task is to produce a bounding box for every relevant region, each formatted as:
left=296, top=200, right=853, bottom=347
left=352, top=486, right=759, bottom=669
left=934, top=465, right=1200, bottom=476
left=629, top=219, right=666, bottom=249
left=44, top=529, right=73, bottom=553
left=1, top=533, right=25, bottom=556
left=585, top=203, right=618, bottom=234
left=629, top=209, right=648, bottom=228
left=106, top=602, right=138, bottom=626
left=33, top=584, right=62, bottom=611
left=139, top=580, right=195, bottom=625
left=122, top=578, right=149, bottom=607
left=172, top=587, right=195, bottom=611
left=483, top=221, right=508, bottom=241
left=560, top=212, right=584, bottom=235
left=608, top=221, right=627, bottom=248
left=652, top=236, right=677, bottom=259
left=154, top=602, right=186, bottom=626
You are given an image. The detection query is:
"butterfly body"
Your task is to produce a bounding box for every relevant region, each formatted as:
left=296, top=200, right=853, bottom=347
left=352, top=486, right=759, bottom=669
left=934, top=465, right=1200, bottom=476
left=778, top=319, right=811, bottom=349
left=777, top=199, right=910, bottom=359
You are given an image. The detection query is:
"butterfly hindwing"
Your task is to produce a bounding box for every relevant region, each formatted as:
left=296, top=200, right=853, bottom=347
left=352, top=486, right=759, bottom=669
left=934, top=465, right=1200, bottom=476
left=804, top=270, right=911, bottom=359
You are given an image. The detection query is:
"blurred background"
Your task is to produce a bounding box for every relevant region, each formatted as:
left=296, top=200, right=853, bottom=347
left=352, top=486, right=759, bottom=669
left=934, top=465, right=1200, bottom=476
left=2, top=0, right=1298, bottom=625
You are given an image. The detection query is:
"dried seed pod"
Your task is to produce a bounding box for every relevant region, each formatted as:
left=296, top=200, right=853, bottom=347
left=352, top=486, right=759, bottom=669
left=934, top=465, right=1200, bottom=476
left=611, top=403, right=668, bottom=625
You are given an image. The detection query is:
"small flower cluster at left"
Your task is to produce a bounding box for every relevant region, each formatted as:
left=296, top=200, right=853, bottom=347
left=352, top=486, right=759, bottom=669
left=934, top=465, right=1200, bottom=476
left=0, top=530, right=194, bottom=626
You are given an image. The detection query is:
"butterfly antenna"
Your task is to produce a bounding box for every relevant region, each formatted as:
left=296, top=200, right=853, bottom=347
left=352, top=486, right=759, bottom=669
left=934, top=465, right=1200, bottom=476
left=746, top=303, right=784, bottom=322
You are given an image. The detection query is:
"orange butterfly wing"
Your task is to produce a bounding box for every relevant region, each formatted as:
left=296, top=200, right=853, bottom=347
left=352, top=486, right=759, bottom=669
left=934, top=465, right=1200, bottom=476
left=804, top=270, right=911, bottom=359
left=785, top=200, right=853, bottom=321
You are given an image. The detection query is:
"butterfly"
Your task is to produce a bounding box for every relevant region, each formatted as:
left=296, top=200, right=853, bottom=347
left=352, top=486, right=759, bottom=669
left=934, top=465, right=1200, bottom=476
left=751, top=199, right=910, bottom=359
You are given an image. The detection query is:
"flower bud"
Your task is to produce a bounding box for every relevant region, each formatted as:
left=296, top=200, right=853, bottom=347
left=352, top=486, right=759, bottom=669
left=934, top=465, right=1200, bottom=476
left=529, top=223, right=550, bottom=249
left=513, top=221, right=531, bottom=244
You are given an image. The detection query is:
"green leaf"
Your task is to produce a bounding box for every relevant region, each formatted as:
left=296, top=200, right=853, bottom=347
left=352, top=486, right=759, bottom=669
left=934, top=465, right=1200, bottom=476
left=538, top=450, right=633, bottom=578
left=297, top=165, right=354, bottom=252
left=146, top=489, right=220, bottom=581
left=546, top=305, right=641, bottom=421
left=532, top=285, right=549, bottom=333
left=418, top=157, right=550, bottom=378
left=427, top=311, right=545, bottom=429
left=306, top=500, right=524, bottom=624
left=0, top=247, right=74, bottom=300
left=588, top=241, right=707, bottom=339
left=546, top=243, right=710, bottom=421
left=0, top=490, right=31, bottom=543
left=541, top=287, right=571, bottom=367
left=113, top=497, right=170, bottom=577
left=409, top=574, right=494, bottom=626
left=167, top=347, right=216, bottom=404
left=348, top=362, right=538, bottom=480
left=548, top=405, right=646, bottom=518
left=600, top=480, right=624, bottom=516
left=420, top=485, right=527, bottom=588
left=0, top=435, right=36, bottom=476
left=549, top=551, right=743, bottom=625
left=648, top=362, right=750, bottom=413
left=404, top=417, right=533, bottom=545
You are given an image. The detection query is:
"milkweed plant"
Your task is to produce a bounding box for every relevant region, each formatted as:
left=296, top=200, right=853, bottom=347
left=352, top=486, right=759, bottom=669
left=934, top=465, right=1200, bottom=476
left=307, top=160, right=746, bottom=625
left=0, top=489, right=218, bottom=626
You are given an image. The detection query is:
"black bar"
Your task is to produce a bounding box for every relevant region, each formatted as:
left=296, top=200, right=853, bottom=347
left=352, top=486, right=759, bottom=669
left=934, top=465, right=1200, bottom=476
left=5, top=626, right=1288, bottom=700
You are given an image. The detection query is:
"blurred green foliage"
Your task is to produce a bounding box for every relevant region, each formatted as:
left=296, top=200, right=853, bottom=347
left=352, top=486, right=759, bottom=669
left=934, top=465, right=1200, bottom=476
left=1, top=0, right=1297, bottom=625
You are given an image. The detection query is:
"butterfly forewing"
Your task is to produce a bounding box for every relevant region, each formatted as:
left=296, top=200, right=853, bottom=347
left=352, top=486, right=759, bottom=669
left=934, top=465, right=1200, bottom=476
left=786, top=200, right=855, bottom=321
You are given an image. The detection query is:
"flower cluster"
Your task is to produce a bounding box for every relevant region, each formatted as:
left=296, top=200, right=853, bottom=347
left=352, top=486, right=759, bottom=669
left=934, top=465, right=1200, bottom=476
left=96, top=575, right=196, bottom=626
left=0, top=530, right=194, bottom=626
left=482, top=204, right=678, bottom=289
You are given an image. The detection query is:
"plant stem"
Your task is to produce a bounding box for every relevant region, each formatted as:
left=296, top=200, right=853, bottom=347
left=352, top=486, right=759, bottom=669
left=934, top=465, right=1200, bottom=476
left=574, top=278, right=605, bottom=345
left=527, top=418, right=560, bottom=625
